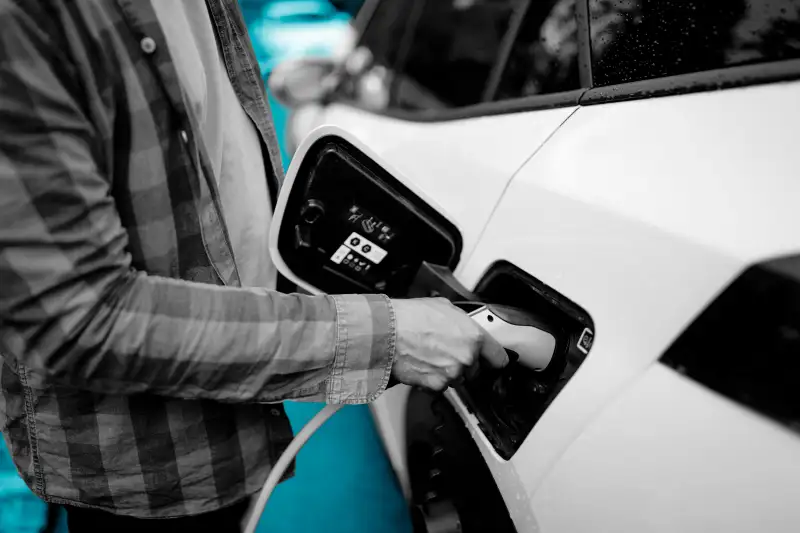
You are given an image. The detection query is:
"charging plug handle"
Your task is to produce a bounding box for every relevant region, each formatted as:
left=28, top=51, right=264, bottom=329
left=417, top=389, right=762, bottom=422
left=457, top=302, right=558, bottom=372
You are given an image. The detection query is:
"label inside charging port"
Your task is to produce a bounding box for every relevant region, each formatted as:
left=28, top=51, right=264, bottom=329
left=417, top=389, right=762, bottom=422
left=343, top=232, right=388, bottom=264
left=330, top=245, right=350, bottom=264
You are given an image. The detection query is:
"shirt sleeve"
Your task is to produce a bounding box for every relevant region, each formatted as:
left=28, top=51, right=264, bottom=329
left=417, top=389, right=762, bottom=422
left=0, top=1, right=395, bottom=405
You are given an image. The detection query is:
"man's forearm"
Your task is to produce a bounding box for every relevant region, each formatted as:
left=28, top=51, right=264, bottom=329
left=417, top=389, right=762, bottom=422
left=3, top=266, right=395, bottom=404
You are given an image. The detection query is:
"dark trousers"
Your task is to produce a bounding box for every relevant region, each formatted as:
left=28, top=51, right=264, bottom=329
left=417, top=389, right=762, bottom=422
left=64, top=499, right=252, bottom=533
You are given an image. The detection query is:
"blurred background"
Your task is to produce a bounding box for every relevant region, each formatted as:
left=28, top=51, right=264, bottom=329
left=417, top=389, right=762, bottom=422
left=0, top=2, right=413, bottom=532
left=242, top=0, right=365, bottom=167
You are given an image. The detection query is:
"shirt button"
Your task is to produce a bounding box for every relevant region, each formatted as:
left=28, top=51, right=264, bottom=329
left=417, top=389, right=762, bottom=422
left=270, top=409, right=281, bottom=417
left=140, top=36, right=157, bottom=54
left=180, top=130, right=189, bottom=143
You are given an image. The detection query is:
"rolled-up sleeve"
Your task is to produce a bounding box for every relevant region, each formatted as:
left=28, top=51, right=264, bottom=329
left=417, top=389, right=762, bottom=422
left=327, top=294, right=396, bottom=404
left=0, top=1, right=395, bottom=405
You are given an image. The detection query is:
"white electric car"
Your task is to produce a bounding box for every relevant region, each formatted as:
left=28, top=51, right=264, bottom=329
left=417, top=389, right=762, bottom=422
left=267, top=0, right=800, bottom=532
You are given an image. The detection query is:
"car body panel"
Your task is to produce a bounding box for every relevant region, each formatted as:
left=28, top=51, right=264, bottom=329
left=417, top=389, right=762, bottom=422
left=445, top=80, right=800, bottom=530
left=294, top=103, right=579, bottom=264
left=533, top=364, right=800, bottom=533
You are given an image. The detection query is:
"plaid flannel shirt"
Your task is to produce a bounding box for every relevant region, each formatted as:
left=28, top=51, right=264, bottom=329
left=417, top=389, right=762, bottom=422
left=0, top=0, right=396, bottom=518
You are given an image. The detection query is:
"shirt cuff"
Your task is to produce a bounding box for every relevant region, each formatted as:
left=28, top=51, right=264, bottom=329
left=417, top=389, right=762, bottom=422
left=326, top=293, right=396, bottom=404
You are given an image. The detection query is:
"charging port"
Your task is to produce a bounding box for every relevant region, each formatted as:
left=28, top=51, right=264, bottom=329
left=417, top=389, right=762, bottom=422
left=407, top=261, right=595, bottom=460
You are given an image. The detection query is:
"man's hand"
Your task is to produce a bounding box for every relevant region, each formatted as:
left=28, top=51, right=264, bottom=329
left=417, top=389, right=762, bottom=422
left=390, top=298, right=508, bottom=392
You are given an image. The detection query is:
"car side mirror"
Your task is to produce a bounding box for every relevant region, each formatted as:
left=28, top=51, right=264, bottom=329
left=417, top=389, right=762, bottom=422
left=269, top=126, right=463, bottom=297
left=268, top=57, right=339, bottom=108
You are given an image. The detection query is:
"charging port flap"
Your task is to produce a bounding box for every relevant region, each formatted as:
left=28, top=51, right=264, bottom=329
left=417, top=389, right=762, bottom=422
left=270, top=128, right=463, bottom=298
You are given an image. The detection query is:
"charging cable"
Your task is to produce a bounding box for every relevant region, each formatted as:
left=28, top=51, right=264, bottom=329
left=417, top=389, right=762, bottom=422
left=242, top=403, right=344, bottom=533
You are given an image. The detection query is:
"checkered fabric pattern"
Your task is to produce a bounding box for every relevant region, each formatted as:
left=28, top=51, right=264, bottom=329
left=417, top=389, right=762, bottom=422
left=0, top=0, right=395, bottom=517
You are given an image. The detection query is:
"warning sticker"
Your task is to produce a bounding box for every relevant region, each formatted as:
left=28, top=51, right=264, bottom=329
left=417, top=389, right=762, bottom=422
left=343, top=232, right=388, bottom=264
left=330, top=245, right=350, bottom=264
left=577, top=328, right=594, bottom=355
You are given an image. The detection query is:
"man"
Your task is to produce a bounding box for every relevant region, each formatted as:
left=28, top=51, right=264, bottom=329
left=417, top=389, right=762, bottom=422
left=0, top=1, right=506, bottom=532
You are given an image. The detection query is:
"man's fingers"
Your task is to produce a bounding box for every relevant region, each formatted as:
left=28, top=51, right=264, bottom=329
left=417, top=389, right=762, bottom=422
left=443, top=363, right=462, bottom=380
left=395, top=356, right=460, bottom=392
left=425, top=374, right=449, bottom=392
left=480, top=331, right=509, bottom=369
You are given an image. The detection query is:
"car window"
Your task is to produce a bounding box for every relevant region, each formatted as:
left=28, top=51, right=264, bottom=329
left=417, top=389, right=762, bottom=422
left=590, top=0, right=800, bottom=87
left=392, top=0, right=525, bottom=111
left=493, top=0, right=581, bottom=100
left=336, top=0, right=410, bottom=111
left=330, top=0, right=365, bottom=17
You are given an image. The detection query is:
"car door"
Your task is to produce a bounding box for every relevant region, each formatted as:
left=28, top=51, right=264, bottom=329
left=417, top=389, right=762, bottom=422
left=271, top=1, right=800, bottom=532
left=454, top=1, right=800, bottom=531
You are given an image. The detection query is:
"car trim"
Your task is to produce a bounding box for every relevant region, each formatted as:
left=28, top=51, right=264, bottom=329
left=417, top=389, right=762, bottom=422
left=581, top=59, right=800, bottom=105
left=327, top=58, right=800, bottom=122
left=334, top=89, right=585, bottom=122
left=575, top=0, right=593, bottom=89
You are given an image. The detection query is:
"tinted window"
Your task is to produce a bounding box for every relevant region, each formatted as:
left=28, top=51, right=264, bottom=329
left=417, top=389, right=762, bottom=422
left=591, top=0, right=800, bottom=86
left=494, top=0, right=581, bottom=100
left=393, top=0, right=524, bottom=111
left=337, top=0, right=410, bottom=111
left=356, top=0, right=407, bottom=68
left=329, top=0, right=365, bottom=17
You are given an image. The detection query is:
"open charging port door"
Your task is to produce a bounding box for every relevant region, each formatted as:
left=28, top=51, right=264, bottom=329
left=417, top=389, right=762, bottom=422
left=269, top=126, right=463, bottom=298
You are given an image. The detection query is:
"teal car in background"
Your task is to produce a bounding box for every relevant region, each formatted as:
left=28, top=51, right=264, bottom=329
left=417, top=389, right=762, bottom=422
left=242, top=0, right=361, bottom=168
left=248, top=0, right=354, bottom=73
